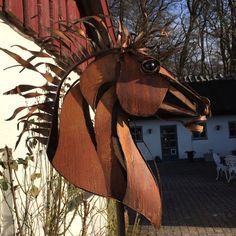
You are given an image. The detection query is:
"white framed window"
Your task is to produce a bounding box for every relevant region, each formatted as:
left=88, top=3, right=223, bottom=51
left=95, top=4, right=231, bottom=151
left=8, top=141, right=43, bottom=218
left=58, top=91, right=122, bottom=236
left=130, top=126, right=143, bottom=142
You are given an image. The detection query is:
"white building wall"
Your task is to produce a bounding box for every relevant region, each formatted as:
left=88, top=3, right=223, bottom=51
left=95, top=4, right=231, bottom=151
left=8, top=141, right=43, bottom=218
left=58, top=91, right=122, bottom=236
left=131, top=115, right=236, bottom=160
left=192, top=115, right=236, bottom=157
left=130, top=119, right=191, bottom=160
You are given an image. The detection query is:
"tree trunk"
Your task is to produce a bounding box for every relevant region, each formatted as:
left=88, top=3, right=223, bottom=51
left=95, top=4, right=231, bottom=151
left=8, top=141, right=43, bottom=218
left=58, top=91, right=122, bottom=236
left=229, top=0, right=236, bottom=74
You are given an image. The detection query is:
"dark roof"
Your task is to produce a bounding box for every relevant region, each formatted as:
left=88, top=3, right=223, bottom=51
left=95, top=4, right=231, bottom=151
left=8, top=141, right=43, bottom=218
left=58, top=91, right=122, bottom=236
left=187, top=75, right=236, bottom=115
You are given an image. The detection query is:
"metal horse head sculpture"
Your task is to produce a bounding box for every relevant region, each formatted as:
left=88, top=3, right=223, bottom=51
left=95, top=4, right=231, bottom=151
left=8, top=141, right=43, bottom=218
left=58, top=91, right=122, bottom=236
left=3, top=17, right=210, bottom=228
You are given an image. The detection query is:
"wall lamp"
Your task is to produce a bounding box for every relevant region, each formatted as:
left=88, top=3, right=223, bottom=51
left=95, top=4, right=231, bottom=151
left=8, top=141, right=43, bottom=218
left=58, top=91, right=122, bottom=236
left=147, top=128, right=152, bottom=134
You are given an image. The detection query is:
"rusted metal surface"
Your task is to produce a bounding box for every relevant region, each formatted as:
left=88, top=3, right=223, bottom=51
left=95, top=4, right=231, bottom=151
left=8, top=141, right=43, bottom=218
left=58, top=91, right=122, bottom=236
left=95, top=87, right=126, bottom=200
left=80, top=53, right=119, bottom=109
left=117, top=53, right=169, bottom=117
left=2, top=11, right=211, bottom=229
left=117, top=112, right=162, bottom=229
left=78, top=43, right=209, bottom=228
left=51, top=84, right=108, bottom=196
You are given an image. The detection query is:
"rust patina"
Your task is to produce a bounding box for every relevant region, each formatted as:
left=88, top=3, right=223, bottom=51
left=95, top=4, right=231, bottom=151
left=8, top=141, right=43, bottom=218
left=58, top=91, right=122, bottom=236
left=47, top=23, right=210, bottom=228
left=3, top=19, right=211, bottom=229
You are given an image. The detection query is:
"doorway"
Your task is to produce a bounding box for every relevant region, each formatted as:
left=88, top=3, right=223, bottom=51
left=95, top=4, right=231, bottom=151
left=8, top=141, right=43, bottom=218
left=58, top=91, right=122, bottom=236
left=160, top=125, right=179, bottom=160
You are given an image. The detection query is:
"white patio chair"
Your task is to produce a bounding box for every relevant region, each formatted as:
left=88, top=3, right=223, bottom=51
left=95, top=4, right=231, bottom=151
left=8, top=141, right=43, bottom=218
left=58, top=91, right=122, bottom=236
left=212, top=153, right=228, bottom=180
left=225, top=155, right=236, bottom=183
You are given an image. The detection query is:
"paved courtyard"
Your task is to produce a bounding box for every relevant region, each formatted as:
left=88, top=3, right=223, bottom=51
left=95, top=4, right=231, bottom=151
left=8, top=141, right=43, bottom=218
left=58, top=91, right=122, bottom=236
left=129, top=160, right=236, bottom=235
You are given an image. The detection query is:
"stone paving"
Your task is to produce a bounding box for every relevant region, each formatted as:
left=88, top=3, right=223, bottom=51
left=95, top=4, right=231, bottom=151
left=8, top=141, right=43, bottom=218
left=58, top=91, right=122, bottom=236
left=129, top=160, right=236, bottom=235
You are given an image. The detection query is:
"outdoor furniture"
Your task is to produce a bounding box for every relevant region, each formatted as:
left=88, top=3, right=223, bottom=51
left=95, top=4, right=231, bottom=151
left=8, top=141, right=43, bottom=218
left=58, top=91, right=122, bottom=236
left=212, top=153, right=228, bottom=180
left=225, top=155, right=236, bottom=183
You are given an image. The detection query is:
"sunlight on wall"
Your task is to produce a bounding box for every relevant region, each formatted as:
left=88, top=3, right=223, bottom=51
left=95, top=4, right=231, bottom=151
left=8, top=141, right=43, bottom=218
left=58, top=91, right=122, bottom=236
left=0, top=17, right=107, bottom=236
left=0, top=18, right=45, bottom=154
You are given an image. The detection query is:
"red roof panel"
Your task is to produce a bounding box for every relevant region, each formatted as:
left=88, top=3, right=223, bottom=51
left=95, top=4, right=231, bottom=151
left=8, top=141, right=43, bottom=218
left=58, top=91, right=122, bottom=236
left=49, top=0, right=59, bottom=31
left=58, top=0, right=67, bottom=25
left=5, top=0, right=24, bottom=25
left=23, top=0, right=39, bottom=36
left=67, top=0, right=80, bottom=23
left=99, top=0, right=116, bottom=44
left=38, top=0, right=50, bottom=37
left=0, top=0, right=3, bottom=11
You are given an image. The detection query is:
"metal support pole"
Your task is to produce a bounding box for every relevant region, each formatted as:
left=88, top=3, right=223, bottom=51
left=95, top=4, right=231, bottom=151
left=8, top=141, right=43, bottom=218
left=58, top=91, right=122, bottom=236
left=116, top=202, right=126, bottom=236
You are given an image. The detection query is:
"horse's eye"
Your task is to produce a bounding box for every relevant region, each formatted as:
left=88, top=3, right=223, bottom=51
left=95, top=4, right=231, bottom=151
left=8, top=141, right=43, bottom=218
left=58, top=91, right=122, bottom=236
left=141, top=59, right=160, bottom=73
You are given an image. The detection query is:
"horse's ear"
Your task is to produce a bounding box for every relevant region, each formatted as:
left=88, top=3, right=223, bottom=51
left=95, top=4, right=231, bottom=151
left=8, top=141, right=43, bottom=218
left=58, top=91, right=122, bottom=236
left=116, top=53, right=169, bottom=117
left=50, top=84, right=108, bottom=196
left=80, top=53, right=120, bottom=110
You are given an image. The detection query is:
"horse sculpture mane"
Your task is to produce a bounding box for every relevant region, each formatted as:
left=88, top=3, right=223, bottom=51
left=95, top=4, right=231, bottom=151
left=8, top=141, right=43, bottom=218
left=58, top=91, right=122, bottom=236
left=2, top=16, right=210, bottom=228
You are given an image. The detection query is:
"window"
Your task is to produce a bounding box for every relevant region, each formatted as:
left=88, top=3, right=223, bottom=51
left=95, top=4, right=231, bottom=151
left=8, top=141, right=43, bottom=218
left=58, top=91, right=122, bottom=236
left=229, top=121, right=236, bottom=138
left=130, top=126, right=143, bottom=142
left=192, top=123, right=207, bottom=140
